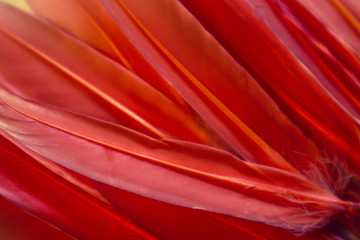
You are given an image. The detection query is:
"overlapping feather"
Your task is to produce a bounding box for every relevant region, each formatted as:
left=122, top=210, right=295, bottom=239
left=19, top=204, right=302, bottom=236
left=0, top=0, right=359, bottom=239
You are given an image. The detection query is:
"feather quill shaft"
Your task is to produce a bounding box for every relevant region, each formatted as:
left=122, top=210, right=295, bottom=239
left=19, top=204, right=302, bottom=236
left=0, top=2, right=213, bottom=145
left=100, top=0, right=326, bottom=174
left=26, top=0, right=190, bottom=109
left=0, top=86, right=357, bottom=232
left=0, top=0, right=360, bottom=238
left=179, top=0, right=360, bottom=176
left=266, top=0, right=360, bottom=118
left=0, top=133, right=156, bottom=240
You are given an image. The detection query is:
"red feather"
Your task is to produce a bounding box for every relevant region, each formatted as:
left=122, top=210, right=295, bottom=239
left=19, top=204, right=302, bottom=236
left=0, top=0, right=359, bottom=239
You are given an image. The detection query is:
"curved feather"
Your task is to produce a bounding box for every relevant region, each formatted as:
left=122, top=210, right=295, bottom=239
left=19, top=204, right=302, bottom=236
left=97, top=0, right=329, bottom=175
left=1, top=0, right=360, bottom=238
left=0, top=2, right=215, bottom=146
left=96, top=182, right=266, bottom=240
left=25, top=0, right=190, bottom=109
left=268, top=0, right=360, bottom=121
left=287, top=0, right=360, bottom=58
left=280, top=0, right=360, bottom=79
left=0, top=86, right=357, bottom=233
left=0, top=195, right=74, bottom=240
left=0, top=129, right=108, bottom=201
left=0, top=133, right=156, bottom=240
left=95, top=181, right=342, bottom=240
left=248, top=0, right=360, bottom=122
left=178, top=0, right=360, bottom=178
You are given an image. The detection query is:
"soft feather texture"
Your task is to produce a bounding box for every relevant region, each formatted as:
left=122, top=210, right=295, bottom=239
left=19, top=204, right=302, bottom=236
left=0, top=3, right=212, bottom=143
left=100, top=0, right=300, bottom=171
left=94, top=181, right=344, bottom=240
left=0, top=81, right=355, bottom=233
left=0, top=195, right=73, bottom=240
left=0, top=0, right=359, bottom=239
left=251, top=0, right=360, bottom=121
left=0, top=132, right=155, bottom=240
left=178, top=0, right=360, bottom=145
left=178, top=0, right=360, bottom=189
left=25, top=0, right=190, bottom=109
